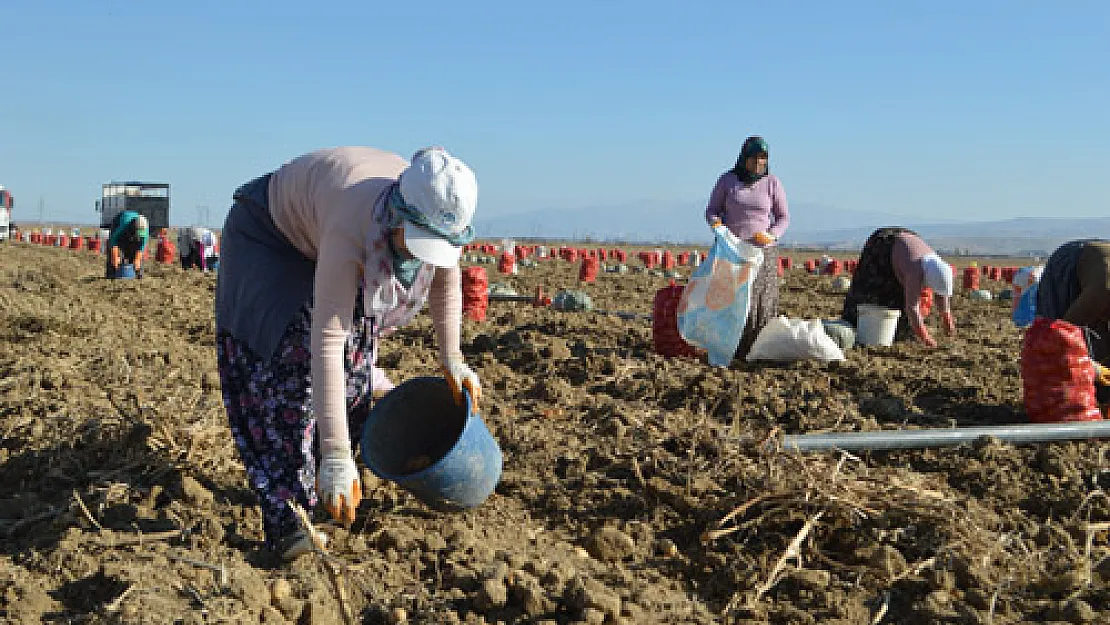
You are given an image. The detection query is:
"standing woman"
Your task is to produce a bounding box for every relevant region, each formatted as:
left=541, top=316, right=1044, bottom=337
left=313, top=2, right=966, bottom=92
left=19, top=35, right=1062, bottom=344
left=704, top=136, right=791, bottom=360
left=215, top=146, right=483, bottom=560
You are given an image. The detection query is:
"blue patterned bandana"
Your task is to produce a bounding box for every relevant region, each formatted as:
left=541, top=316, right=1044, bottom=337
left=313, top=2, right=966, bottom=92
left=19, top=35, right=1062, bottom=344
left=388, top=237, right=422, bottom=288
left=388, top=185, right=474, bottom=246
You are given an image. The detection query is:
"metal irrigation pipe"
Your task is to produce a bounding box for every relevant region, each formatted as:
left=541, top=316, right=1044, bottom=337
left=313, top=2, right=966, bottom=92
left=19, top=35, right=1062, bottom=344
left=780, top=421, right=1110, bottom=453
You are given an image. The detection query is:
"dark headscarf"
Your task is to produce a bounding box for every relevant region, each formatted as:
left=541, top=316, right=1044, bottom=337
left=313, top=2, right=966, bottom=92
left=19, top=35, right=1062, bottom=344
left=730, top=136, right=770, bottom=185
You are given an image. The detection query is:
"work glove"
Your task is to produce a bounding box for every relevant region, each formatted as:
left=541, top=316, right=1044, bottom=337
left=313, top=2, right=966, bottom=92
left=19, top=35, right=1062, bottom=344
left=371, top=365, right=396, bottom=400
left=1096, top=363, right=1110, bottom=387
left=914, top=324, right=938, bottom=348
left=316, top=450, right=361, bottom=526
left=941, top=311, right=956, bottom=336
left=443, top=357, right=482, bottom=413
left=751, top=231, right=776, bottom=246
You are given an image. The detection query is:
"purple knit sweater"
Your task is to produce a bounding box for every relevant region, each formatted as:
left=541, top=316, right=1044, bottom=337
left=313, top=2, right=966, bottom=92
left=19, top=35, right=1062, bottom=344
left=704, top=172, right=790, bottom=245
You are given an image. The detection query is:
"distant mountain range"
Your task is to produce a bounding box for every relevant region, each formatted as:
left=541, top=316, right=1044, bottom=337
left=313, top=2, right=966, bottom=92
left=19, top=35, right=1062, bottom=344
left=472, top=200, right=1110, bottom=256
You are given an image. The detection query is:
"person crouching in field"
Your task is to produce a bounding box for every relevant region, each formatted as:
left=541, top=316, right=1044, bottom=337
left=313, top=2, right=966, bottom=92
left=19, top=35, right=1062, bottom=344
left=841, top=227, right=956, bottom=347
left=215, top=146, right=483, bottom=560
left=1032, top=240, right=1110, bottom=404
left=105, top=211, right=149, bottom=279
left=179, top=227, right=220, bottom=271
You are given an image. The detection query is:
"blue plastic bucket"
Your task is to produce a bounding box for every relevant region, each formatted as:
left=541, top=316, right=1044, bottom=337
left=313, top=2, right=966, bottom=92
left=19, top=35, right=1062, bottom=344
left=361, top=376, right=501, bottom=511
left=110, top=264, right=137, bottom=280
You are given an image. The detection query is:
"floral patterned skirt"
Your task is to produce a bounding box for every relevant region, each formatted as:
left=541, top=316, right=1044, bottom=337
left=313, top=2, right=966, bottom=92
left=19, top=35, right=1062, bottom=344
left=216, top=301, right=378, bottom=550
left=736, top=246, right=780, bottom=360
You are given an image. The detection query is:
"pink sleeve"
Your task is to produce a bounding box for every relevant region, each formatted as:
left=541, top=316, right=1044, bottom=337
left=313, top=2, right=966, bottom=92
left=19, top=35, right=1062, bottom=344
left=905, top=293, right=926, bottom=333
left=428, top=264, right=463, bottom=362
left=311, top=229, right=362, bottom=455
left=704, top=174, right=728, bottom=225
left=892, top=242, right=926, bottom=332
left=768, top=176, right=790, bottom=239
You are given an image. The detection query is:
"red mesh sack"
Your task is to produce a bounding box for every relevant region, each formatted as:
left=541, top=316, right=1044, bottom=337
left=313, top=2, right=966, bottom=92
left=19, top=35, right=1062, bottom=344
left=1021, top=318, right=1102, bottom=423
left=462, top=266, right=489, bottom=322
left=579, top=257, right=599, bottom=283
left=155, top=235, right=177, bottom=264
left=652, top=282, right=700, bottom=359
left=962, top=267, right=980, bottom=291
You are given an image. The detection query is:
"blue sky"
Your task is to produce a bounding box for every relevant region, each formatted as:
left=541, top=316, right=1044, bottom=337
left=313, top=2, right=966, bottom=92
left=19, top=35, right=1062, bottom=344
left=1, top=1, right=1107, bottom=229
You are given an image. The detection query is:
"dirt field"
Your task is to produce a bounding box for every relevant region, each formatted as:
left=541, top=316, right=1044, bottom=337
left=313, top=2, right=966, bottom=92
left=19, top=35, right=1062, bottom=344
left=1, top=242, right=1107, bottom=624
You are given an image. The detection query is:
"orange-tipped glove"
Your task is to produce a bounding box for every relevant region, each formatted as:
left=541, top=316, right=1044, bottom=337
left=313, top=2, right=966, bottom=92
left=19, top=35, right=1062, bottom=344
left=443, top=357, right=482, bottom=413
left=942, top=311, right=956, bottom=336
left=751, top=231, right=777, bottom=246
left=914, top=324, right=938, bottom=348
left=316, top=450, right=361, bottom=526
left=1096, top=363, right=1110, bottom=387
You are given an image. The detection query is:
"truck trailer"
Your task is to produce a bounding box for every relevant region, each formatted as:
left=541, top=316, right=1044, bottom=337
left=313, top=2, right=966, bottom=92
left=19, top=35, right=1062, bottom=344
left=0, top=186, right=12, bottom=240
left=96, top=182, right=169, bottom=234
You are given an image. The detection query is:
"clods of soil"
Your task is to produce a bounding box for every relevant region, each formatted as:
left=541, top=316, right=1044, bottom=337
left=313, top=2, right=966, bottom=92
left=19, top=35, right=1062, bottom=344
left=1, top=243, right=1108, bottom=624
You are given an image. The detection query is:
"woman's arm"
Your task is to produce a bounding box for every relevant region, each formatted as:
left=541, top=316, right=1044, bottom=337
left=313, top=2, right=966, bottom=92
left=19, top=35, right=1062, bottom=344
left=428, top=264, right=463, bottom=362
left=767, top=176, right=790, bottom=240
left=428, top=264, right=481, bottom=410
left=311, top=236, right=364, bottom=526
left=311, top=245, right=361, bottom=455
left=704, top=174, right=729, bottom=225
left=903, top=287, right=935, bottom=346
left=939, top=295, right=956, bottom=335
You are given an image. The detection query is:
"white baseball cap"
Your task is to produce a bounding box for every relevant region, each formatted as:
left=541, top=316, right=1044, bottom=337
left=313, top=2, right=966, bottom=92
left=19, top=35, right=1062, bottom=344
left=397, top=147, right=478, bottom=267
left=921, top=254, right=954, bottom=297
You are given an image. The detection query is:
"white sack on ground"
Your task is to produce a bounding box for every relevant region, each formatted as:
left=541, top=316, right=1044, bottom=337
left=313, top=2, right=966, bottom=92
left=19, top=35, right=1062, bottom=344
left=745, top=316, right=847, bottom=362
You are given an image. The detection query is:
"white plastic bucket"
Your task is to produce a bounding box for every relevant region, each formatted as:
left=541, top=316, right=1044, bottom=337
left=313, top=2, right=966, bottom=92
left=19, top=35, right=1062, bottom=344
left=856, top=304, right=901, bottom=347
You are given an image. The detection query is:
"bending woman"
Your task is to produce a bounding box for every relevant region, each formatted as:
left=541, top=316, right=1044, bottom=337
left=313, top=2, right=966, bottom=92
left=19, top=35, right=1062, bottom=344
left=215, top=146, right=483, bottom=559
left=1036, top=239, right=1110, bottom=394
left=841, top=227, right=956, bottom=347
